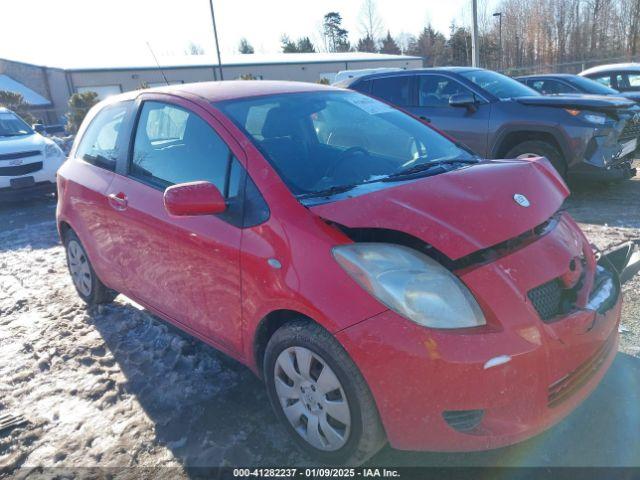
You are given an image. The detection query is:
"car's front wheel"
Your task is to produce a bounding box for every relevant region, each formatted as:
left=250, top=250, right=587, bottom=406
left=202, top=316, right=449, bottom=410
left=64, top=230, right=117, bottom=305
left=506, top=140, right=566, bottom=178
left=263, top=321, right=386, bottom=465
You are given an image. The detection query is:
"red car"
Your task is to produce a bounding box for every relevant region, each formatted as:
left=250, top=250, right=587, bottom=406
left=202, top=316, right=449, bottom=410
left=56, top=81, right=633, bottom=464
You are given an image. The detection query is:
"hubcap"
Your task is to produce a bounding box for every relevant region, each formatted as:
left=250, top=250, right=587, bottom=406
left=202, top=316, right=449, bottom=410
left=67, top=240, right=92, bottom=296
left=274, top=346, right=351, bottom=451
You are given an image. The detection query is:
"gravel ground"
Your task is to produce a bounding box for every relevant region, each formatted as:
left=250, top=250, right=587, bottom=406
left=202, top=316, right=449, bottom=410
left=1, top=169, right=639, bottom=475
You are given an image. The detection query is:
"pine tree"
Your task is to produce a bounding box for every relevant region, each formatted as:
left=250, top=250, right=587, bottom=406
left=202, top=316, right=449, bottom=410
left=380, top=31, right=401, bottom=54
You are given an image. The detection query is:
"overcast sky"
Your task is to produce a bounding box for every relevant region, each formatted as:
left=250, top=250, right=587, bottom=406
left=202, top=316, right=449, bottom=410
left=0, top=0, right=494, bottom=66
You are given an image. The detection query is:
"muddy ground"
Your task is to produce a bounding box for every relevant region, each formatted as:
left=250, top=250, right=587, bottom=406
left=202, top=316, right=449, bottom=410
left=1, top=169, right=639, bottom=476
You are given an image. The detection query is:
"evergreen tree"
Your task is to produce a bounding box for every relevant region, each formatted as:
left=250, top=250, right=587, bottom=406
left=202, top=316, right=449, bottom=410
left=323, top=12, right=349, bottom=52
left=356, top=34, right=377, bottom=52
left=380, top=31, right=401, bottom=54
left=238, top=38, right=254, bottom=54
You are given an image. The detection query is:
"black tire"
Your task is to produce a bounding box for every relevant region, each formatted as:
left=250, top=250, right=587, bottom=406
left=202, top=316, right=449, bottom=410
left=505, top=140, right=566, bottom=178
left=63, top=230, right=117, bottom=305
left=263, top=320, right=386, bottom=465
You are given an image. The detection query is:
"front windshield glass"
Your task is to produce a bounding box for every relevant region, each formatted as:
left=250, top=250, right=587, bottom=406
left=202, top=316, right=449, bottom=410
left=0, top=112, right=33, bottom=137
left=218, top=91, right=475, bottom=196
left=460, top=70, right=540, bottom=99
left=569, top=75, right=620, bottom=95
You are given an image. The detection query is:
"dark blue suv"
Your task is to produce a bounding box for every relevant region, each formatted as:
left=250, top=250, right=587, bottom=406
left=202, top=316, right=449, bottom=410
left=337, top=67, right=639, bottom=181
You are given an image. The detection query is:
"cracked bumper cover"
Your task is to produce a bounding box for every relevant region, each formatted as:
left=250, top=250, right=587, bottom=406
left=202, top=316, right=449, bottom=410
left=336, top=216, right=624, bottom=452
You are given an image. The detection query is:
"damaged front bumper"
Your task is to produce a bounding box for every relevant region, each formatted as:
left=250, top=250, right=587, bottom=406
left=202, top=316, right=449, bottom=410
left=336, top=215, right=631, bottom=452
left=569, top=119, right=638, bottom=181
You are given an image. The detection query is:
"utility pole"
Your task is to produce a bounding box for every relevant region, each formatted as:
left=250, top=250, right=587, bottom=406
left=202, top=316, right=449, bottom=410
left=493, top=12, right=503, bottom=71
left=208, top=0, right=224, bottom=81
left=471, top=0, right=479, bottom=67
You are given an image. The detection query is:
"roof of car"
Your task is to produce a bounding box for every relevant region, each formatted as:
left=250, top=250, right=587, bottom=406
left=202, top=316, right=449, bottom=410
left=516, top=73, right=577, bottom=80
left=111, top=80, right=343, bottom=104
left=334, top=66, right=482, bottom=86
left=581, top=63, right=640, bottom=75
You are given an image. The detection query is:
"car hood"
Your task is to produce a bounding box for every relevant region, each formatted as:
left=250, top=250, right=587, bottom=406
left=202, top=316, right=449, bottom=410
left=310, top=158, right=569, bottom=260
left=619, top=91, right=640, bottom=103
left=0, top=133, right=46, bottom=154
left=515, top=94, right=636, bottom=111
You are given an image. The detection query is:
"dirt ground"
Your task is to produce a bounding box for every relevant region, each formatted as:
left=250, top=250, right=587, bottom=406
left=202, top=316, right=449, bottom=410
left=1, top=168, right=639, bottom=476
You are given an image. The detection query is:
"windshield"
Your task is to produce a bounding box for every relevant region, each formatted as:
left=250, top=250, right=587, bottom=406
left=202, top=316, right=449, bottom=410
left=0, top=111, right=33, bottom=137
left=218, top=91, right=475, bottom=197
left=569, top=75, right=620, bottom=95
left=460, top=70, right=540, bottom=99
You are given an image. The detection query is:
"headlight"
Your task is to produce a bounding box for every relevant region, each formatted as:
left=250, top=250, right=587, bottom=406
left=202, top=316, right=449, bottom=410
left=582, top=113, right=607, bottom=125
left=44, top=141, right=64, bottom=159
left=333, top=243, right=486, bottom=329
left=565, top=109, right=607, bottom=125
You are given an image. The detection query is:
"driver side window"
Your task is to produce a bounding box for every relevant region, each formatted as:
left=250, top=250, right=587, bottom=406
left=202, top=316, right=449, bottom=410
left=418, top=75, right=474, bottom=108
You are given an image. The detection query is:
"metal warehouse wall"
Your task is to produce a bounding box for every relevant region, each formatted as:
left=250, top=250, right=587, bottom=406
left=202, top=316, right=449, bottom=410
left=67, top=57, right=423, bottom=95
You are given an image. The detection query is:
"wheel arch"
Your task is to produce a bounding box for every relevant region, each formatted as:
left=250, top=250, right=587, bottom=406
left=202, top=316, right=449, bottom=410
left=252, top=309, right=318, bottom=378
left=492, top=126, right=569, bottom=161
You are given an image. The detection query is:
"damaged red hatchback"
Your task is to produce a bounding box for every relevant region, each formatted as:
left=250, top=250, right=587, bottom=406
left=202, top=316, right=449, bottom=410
left=57, top=81, right=634, bottom=464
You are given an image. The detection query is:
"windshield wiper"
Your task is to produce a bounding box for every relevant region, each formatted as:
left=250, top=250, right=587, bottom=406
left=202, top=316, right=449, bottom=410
left=382, top=158, right=480, bottom=181
left=0, top=132, right=27, bottom=137
left=297, top=183, right=359, bottom=199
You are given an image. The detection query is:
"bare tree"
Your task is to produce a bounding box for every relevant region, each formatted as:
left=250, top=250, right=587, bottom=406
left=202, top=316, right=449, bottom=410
left=358, top=0, right=384, bottom=44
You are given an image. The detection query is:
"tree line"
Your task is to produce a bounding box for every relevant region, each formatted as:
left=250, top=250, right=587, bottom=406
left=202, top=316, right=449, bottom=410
left=234, top=0, right=640, bottom=75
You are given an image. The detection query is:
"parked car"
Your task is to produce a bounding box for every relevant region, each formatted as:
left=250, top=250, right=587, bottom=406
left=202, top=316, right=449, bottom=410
left=57, top=81, right=637, bottom=464
left=580, top=62, right=640, bottom=93
left=333, top=67, right=403, bottom=85
left=517, top=73, right=640, bottom=103
left=0, top=107, right=66, bottom=200
left=337, top=67, right=639, bottom=181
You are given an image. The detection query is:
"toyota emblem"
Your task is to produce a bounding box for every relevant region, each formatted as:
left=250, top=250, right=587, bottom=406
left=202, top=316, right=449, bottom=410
left=513, top=193, right=530, bottom=207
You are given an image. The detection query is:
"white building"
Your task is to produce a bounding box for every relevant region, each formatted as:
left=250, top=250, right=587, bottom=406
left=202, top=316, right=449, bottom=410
left=0, top=52, right=422, bottom=124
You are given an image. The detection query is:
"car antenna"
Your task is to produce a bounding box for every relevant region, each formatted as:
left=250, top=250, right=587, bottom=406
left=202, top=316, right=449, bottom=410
left=145, top=41, right=170, bottom=86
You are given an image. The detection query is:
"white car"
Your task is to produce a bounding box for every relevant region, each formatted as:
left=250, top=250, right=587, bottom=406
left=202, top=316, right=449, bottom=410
left=0, top=107, right=66, bottom=200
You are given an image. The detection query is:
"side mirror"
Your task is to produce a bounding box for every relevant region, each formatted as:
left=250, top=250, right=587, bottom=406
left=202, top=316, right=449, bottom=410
left=32, top=123, right=45, bottom=134
left=163, top=181, right=226, bottom=216
left=449, top=93, right=477, bottom=110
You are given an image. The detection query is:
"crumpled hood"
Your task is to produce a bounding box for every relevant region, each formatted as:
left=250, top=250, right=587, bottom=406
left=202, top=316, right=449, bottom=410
left=0, top=133, right=46, bottom=155
left=311, top=158, right=569, bottom=260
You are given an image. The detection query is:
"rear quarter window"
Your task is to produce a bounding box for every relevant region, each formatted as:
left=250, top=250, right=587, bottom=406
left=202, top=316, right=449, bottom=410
left=370, top=76, right=411, bottom=106
left=75, top=101, right=132, bottom=171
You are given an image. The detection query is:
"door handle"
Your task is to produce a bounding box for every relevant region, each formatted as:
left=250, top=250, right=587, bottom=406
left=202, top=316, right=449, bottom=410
left=108, top=192, right=128, bottom=211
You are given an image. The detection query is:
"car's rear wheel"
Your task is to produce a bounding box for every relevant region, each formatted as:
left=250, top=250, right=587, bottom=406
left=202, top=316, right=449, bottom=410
left=506, top=140, right=566, bottom=178
left=263, top=320, right=386, bottom=465
left=64, top=230, right=117, bottom=305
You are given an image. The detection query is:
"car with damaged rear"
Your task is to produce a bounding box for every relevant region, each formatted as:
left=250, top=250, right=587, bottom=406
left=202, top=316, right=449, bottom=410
left=337, top=67, right=639, bottom=181
left=56, top=81, right=639, bottom=465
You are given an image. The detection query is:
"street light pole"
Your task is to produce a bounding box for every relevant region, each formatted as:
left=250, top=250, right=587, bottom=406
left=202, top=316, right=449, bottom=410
left=471, top=0, right=479, bottom=67
left=208, top=0, right=224, bottom=81
left=493, top=12, right=503, bottom=71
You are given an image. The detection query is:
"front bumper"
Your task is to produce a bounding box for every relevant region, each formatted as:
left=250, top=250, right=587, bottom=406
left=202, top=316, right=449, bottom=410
left=0, top=180, right=56, bottom=201
left=337, top=214, right=623, bottom=452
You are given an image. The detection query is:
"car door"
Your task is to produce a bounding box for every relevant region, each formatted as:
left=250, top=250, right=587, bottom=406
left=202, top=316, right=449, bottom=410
left=106, top=95, right=246, bottom=354
left=61, top=100, right=134, bottom=290
left=407, top=74, right=491, bottom=156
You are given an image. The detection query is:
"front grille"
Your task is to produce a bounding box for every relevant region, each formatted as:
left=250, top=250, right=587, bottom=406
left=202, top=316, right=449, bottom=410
left=619, top=119, right=640, bottom=143
left=0, top=150, right=41, bottom=161
left=548, top=334, right=616, bottom=407
left=442, top=410, right=485, bottom=433
left=528, top=278, right=565, bottom=321
left=0, top=162, right=43, bottom=176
